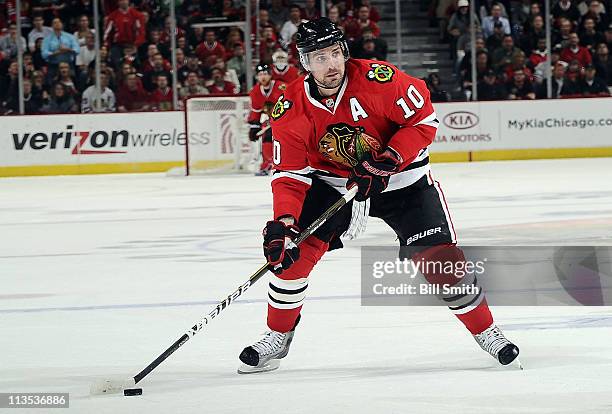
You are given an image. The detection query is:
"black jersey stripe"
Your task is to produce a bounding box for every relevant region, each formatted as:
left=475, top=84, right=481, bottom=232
left=269, top=282, right=309, bottom=295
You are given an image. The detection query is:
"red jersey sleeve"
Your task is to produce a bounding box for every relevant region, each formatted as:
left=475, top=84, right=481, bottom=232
left=248, top=86, right=262, bottom=124
left=384, top=72, right=439, bottom=167
left=134, top=10, right=146, bottom=46
left=270, top=96, right=311, bottom=221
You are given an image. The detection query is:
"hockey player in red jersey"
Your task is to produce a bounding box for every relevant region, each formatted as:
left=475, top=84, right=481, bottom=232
left=238, top=18, right=520, bottom=373
left=271, top=49, right=300, bottom=84
left=248, top=64, right=287, bottom=175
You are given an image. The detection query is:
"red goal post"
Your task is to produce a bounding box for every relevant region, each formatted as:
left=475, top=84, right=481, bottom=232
left=175, top=94, right=258, bottom=176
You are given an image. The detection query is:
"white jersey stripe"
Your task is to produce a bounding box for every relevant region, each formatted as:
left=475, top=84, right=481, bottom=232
left=432, top=179, right=458, bottom=243
left=272, top=171, right=313, bottom=186
left=415, top=111, right=440, bottom=129
left=449, top=291, right=484, bottom=315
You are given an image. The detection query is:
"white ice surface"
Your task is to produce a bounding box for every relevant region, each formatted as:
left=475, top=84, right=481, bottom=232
left=1, top=158, right=612, bottom=414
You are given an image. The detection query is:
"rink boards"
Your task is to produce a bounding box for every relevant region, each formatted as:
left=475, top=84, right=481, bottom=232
left=1, top=97, right=611, bottom=177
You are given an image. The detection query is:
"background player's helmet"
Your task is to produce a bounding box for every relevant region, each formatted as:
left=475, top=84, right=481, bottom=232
left=296, top=18, right=349, bottom=71
left=255, top=64, right=272, bottom=74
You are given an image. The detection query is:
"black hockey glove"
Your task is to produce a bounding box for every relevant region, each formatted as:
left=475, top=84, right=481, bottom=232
left=263, top=219, right=301, bottom=275
left=248, top=122, right=261, bottom=142
left=347, top=149, right=401, bottom=202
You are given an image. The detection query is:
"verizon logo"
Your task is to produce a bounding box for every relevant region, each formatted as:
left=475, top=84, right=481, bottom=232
left=13, top=125, right=128, bottom=155
left=11, top=125, right=208, bottom=155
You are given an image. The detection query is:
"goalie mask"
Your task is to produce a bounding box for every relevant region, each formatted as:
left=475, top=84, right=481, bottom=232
left=272, top=49, right=289, bottom=71
left=296, top=17, right=349, bottom=71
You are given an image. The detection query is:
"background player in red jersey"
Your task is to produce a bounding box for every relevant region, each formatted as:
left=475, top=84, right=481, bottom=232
left=248, top=64, right=287, bottom=175
left=238, top=18, right=520, bottom=374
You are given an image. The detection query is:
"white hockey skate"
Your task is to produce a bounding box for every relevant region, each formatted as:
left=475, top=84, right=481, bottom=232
left=237, top=329, right=296, bottom=374
left=474, top=324, right=523, bottom=369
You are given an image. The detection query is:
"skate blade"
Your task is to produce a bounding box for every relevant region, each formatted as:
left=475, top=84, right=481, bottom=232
left=509, top=357, right=524, bottom=370
left=237, top=359, right=281, bottom=374
left=500, top=356, right=523, bottom=370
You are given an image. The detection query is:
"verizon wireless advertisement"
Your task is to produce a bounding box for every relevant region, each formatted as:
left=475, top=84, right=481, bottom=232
left=1, top=98, right=611, bottom=171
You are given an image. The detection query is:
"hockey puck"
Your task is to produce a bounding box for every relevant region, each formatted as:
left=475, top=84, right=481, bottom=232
left=123, top=388, right=142, bottom=396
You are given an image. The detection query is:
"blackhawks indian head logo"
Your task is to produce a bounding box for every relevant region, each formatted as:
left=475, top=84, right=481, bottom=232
left=366, top=63, right=394, bottom=83
left=271, top=95, right=292, bottom=120
left=318, top=123, right=382, bottom=167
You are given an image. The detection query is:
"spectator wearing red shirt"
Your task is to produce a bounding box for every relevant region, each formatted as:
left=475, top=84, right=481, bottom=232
left=104, top=0, right=146, bottom=68
left=343, top=5, right=380, bottom=41
left=117, top=72, right=153, bottom=112
left=560, top=32, right=592, bottom=68
left=195, top=29, right=226, bottom=67
left=151, top=73, right=174, bottom=111
left=529, top=37, right=548, bottom=68
left=505, top=52, right=534, bottom=83
left=565, top=59, right=583, bottom=83
left=207, top=67, right=237, bottom=95
left=141, top=44, right=162, bottom=72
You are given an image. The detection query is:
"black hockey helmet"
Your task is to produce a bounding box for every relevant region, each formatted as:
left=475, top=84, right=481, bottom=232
left=255, top=63, right=272, bottom=74
left=296, top=18, right=349, bottom=70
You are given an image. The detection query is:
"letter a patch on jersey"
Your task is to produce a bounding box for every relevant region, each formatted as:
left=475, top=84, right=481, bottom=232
left=318, top=123, right=382, bottom=167
left=366, top=63, right=394, bottom=83
left=271, top=95, right=292, bottom=120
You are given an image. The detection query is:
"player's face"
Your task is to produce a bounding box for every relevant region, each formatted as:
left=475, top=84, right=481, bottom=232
left=257, top=71, right=272, bottom=85
left=307, top=44, right=346, bottom=89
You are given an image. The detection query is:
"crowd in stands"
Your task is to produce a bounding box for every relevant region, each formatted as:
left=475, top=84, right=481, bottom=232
left=0, top=0, right=386, bottom=115
left=427, top=0, right=612, bottom=101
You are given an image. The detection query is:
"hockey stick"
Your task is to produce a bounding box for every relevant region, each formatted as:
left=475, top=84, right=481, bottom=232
left=91, top=186, right=358, bottom=395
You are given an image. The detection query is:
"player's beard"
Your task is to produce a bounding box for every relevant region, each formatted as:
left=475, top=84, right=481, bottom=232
left=313, top=70, right=345, bottom=92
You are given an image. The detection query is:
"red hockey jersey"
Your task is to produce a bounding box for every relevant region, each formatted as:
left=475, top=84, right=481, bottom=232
left=195, top=41, right=226, bottom=66
left=248, top=80, right=288, bottom=124
left=269, top=58, right=439, bottom=220
left=104, top=8, right=146, bottom=46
